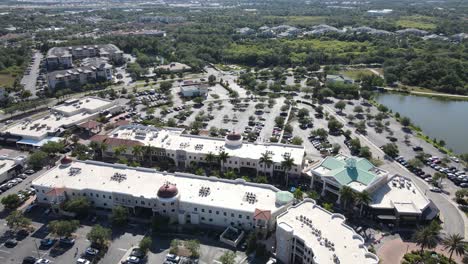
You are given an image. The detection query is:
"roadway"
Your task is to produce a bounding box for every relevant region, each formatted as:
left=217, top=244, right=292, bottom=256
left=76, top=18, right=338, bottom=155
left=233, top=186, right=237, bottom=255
left=20, top=51, right=43, bottom=99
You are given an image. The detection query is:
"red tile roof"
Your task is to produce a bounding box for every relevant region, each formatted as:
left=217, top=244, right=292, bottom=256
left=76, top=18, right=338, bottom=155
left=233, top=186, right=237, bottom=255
left=254, top=209, right=271, bottom=221
left=78, top=120, right=102, bottom=129
left=89, top=134, right=108, bottom=143
left=104, top=137, right=144, bottom=147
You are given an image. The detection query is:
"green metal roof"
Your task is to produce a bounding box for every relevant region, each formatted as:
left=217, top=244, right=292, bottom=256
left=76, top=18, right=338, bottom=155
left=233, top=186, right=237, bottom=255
left=320, top=156, right=379, bottom=186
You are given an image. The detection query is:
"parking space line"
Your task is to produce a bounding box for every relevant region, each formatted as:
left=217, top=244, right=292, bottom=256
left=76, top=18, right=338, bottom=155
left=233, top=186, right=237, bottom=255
left=117, top=248, right=128, bottom=252
left=0, top=249, right=10, bottom=254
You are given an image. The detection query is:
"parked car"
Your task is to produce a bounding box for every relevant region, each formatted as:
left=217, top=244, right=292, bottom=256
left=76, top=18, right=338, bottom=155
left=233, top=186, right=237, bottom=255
left=77, top=258, right=91, bottom=264
left=35, top=259, right=51, bottom=264
left=59, top=237, right=75, bottom=246
left=125, top=256, right=140, bottom=264
left=130, top=248, right=145, bottom=258
left=22, top=256, right=37, bottom=264
left=85, top=247, right=99, bottom=256
left=40, top=238, right=56, bottom=248
left=166, top=254, right=180, bottom=263
left=430, top=187, right=442, bottom=193
left=25, top=170, right=35, bottom=175
left=5, top=239, right=18, bottom=247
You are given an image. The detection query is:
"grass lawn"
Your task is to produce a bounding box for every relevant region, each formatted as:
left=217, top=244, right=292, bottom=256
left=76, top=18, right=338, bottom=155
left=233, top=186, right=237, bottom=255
left=396, top=15, right=436, bottom=30
left=0, top=73, right=16, bottom=87
left=340, top=69, right=374, bottom=80
left=285, top=16, right=328, bottom=25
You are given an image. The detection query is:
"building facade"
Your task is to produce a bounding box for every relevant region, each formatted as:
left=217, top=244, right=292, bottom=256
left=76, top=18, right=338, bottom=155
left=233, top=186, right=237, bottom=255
left=32, top=159, right=294, bottom=232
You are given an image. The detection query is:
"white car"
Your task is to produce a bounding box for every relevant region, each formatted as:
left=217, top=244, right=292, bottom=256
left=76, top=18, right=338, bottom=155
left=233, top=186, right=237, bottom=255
left=35, top=259, right=51, bottom=264
left=450, top=156, right=460, bottom=163
left=77, top=258, right=91, bottom=264
left=430, top=187, right=442, bottom=193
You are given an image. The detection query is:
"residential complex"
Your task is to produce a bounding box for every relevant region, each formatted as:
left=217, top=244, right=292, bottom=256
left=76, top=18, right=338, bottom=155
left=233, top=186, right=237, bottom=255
left=46, top=44, right=123, bottom=70
left=276, top=199, right=379, bottom=264
left=307, top=155, right=438, bottom=223
left=32, top=159, right=294, bottom=232
left=1, top=97, right=122, bottom=147
left=45, top=44, right=123, bottom=90
left=93, top=124, right=305, bottom=176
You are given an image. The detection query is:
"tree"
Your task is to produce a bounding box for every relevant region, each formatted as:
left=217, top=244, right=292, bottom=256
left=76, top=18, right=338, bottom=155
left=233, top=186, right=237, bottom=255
left=27, top=151, right=48, bottom=170
left=258, top=152, right=273, bottom=176
left=442, top=233, right=465, bottom=261
left=217, top=151, right=230, bottom=172
left=48, top=220, right=79, bottom=238
left=208, top=75, right=216, bottom=85
left=185, top=240, right=200, bottom=257
left=139, top=236, right=152, bottom=254
left=290, top=136, right=303, bottom=145
left=433, top=172, right=447, bottom=188
left=382, top=143, right=399, bottom=158
left=111, top=206, right=129, bottom=226
left=281, top=156, right=295, bottom=187
left=327, top=117, right=343, bottom=133
left=355, top=191, right=371, bottom=217
left=87, top=224, right=111, bottom=249
left=322, top=202, right=334, bottom=212
left=1, top=194, right=21, bottom=210
left=294, top=188, right=303, bottom=200
left=159, top=81, right=173, bottom=92
left=408, top=158, right=423, bottom=168
left=355, top=120, right=367, bottom=134
left=413, top=225, right=439, bottom=254
left=113, top=145, right=127, bottom=158
left=353, top=106, right=363, bottom=114
left=310, top=128, right=328, bottom=139
left=349, top=138, right=361, bottom=154
left=359, top=146, right=372, bottom=159
left=62, top=197, right=91, bottom=216
left=132, top=145, right=143, bottom=161
left=339, top=186, right=355, bottom=210
left=400, top=116, right=412, bottom=127
left=219, top=251, right=236, bottom=264
left=205, top=152, right=217, bottom=169
left=41, top=141, right=64, bottom=156
left=334, top=100, right=346, bottom=112
left=6, top=210, right=31, bottom=231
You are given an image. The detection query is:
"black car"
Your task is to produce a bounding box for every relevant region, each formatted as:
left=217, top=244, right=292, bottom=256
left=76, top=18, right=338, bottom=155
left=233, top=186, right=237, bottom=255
left=5, top=239, right=18, bottom=247
left=413, top=146, right=423, bottom=151
left=23, top=256, right=37, bottom=264
left=131, top=248, right=145, bottom=258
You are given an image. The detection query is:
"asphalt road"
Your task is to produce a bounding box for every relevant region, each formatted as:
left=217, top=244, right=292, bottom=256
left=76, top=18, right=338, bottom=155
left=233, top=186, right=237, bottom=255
left=20, top=51, right=43, bottom=99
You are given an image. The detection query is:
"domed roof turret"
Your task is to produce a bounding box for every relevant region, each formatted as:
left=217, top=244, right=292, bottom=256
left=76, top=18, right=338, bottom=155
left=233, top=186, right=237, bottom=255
left=226, top=132, right=242, bottom=141
left=157, top=183, right=178, bottom=199
left=60, top=156, right=73, bottom=166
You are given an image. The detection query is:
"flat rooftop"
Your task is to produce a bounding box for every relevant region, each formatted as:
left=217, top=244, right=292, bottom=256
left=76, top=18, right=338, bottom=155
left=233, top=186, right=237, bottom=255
left=53, top=97, right=112, bottom=115
left=3, top=97, right=114, bottom=140
left=108, top=125, right=304, bottom=166
left=371, top=175, right=430, bottom=214
left=32, top=160, right=286, bottom=214
left=277, top=199, right=379, bottom=264
left=47, top=44, right=122, bottom=58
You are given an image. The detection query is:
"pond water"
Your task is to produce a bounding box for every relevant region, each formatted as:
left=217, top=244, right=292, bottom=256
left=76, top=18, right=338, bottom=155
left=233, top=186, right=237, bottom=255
left=374, top=93, right=468, bottom=154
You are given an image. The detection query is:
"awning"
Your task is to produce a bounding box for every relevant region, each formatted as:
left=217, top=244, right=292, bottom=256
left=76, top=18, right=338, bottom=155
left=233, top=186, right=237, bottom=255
left=17, top=137, right=61, bottom=147
left=376, top=215, right=397, bottom=220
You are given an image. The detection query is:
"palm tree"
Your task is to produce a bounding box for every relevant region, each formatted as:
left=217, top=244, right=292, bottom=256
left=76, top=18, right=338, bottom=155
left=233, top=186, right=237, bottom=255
left=217, top=151, right=230, bottom=172
left=339, top=186, right=355, bottom=210
left=355, top=191, right=372, bottom=217
left=442, top=233, right=465, bottom=261
left=132, top=145, right=143, bottom=161
left=413, top=226, right=439, bottom=254
left=205, top=152, right=217, bottom=169
left=281, top=156, right=295, bottom=187
left=100, top=142, right=108, bottom=159
left=258, top=152, right=273, bottom=177
left=113, top=145, right=127, bottom=159
left=143, top=145, right=154, bottom=165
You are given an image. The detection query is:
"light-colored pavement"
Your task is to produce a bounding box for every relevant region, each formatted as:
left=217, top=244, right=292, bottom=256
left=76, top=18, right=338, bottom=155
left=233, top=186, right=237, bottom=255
left=20, top=51, right=43, bottom=99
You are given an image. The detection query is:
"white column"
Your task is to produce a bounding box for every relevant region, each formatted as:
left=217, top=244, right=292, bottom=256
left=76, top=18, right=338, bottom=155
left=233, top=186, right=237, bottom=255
left=310, top=174, right=315, bottom=189
left=321, top=181, right=326, bottom=196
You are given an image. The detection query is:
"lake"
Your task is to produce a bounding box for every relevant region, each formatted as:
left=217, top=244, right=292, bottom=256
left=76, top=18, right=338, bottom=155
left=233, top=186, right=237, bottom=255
left=374, top=93, right=468, bottom=154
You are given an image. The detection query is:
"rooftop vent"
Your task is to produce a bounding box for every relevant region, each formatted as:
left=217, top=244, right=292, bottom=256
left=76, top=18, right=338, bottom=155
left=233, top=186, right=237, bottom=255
left=111, top=172, right=127, bottom=183
left=244, top=192, right=257, bottom=204
left=68, top=167, right=82, bottom=176
left=198, top=186, right=211, bottom=197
